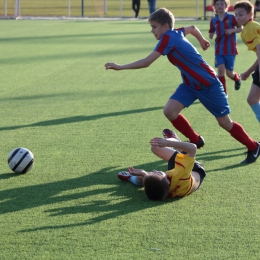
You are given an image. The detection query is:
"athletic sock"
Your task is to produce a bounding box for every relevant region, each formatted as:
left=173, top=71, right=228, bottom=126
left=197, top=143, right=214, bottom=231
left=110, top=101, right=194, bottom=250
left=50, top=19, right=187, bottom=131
left=219, top=75, right=227, bottom=94
left=129, top=176, right=143, bottom=187
left=232, top=72, right=240, bottom=82
left=170, top=114, right=200, bottom=143
left=250, top=102, right=260, bottom=122
left=229, top=121, right=258, bottom=151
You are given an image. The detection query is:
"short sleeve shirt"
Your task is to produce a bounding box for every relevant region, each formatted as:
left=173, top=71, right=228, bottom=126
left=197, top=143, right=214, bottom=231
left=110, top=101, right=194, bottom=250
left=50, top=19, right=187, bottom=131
left=166, top=153, right=195, bottom=198
left=209, top=13, right=239, bottom=55
left=154, top=28, right=217, bottom=88
left=241, top=20, right=260, bottom=52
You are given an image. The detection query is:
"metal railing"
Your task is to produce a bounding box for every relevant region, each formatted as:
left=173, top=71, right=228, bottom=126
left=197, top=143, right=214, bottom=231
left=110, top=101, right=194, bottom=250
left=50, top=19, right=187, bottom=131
left=0, top=0, right=242, bottom=19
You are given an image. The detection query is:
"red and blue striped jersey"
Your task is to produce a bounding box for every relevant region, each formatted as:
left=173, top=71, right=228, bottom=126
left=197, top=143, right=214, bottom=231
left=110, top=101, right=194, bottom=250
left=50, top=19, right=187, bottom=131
left=209, top=13, right=239, bottom=55
left=154, top=28, right=217, bottom=88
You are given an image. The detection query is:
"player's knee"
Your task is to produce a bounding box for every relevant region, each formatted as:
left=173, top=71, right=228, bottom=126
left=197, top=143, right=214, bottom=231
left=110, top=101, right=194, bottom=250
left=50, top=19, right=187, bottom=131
left=247, top=96, right=257, bottom=106
left=163, top=107, right=178, bottom=120
left=217, top=117, right=233, bottom=131
left=226, top=71, right=233, bottom=78
left=151, top=145, right=159, bottom=154
left=163, top=106, right=170, bottom=117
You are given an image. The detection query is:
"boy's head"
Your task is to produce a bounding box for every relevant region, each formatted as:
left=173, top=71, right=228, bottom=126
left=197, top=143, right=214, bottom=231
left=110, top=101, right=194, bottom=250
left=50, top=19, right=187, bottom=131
left=211, top=0, right=230, bottom=12
left=148, top=8, right=175, bottom=29
left=143, top=170, right=169, bottom=201
left=211, top=0, right=230, bottom=7
left=234, top=0, right=254, bottom=25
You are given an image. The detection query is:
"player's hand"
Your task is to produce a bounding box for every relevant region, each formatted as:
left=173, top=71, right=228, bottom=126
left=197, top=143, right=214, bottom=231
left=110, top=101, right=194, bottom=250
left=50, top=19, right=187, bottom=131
left=209, top=33, right=214, bottom=39
left=104, top=62, right=121, bottom=70
left=224, top=29, right=234, bottom=35
left=128, top=167, right=147, bottom=177
left=150, top=137, right=168, bottom=147
left=240, top=71, right=250, bottom=81
left=152, top=170, right=166, bottom=177
left=200, top=38, right=210, bottom=50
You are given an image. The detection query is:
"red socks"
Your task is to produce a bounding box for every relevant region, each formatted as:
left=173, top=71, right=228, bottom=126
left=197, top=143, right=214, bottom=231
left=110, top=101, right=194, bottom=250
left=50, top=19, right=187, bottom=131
left=229, top=122, right=258, bottom=151
left=232, top=73, right=240, bottom=82
left=170, top=114, right=200, bottom=143
left=219, top=73, right=239, bottom=95
left=171, top=117, right=257, bottom=151
left=219, top=75, right=227, bottom=94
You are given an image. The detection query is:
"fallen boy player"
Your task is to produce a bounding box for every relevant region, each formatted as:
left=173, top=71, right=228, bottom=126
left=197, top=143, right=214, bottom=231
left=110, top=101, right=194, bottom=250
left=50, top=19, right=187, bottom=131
left=118, top=129, right=206, bottom=201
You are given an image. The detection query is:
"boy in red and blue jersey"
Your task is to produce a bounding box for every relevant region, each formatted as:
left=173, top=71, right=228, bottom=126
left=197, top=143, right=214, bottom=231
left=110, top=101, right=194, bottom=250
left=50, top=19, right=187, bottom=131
left=105, top=7, right=260, bottom=164
left=209, top=0, right=242, bottom=95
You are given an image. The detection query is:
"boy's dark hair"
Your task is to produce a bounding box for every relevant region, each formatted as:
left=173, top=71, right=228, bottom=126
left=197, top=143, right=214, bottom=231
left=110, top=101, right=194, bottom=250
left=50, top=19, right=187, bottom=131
left=148, top=8, right=175, bottom=29
left=234, top=0, right=254, bottom=13
left=211, top=0, right=230, bottom=7
left=143, top=175, right=169, bottom=201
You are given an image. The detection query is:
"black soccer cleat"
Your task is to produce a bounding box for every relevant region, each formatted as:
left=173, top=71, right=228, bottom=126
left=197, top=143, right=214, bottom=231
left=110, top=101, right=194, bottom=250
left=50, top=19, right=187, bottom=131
left=234, top=76, right=241, bottom=90
left=191, top=136, right=205, bottom=149
left=241, top=142, right=260, bottom=164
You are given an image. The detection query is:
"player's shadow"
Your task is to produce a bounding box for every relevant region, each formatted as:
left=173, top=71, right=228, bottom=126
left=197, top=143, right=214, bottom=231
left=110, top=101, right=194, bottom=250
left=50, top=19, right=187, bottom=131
left=1, top=31, right=147, bottom=44
left=0, top=146, right=249, bottom=233
left=0, top=159, right=180, bottom=233
left=196, top=147, right=249, bottom=172
left=0, top=106, right=163, bottom=131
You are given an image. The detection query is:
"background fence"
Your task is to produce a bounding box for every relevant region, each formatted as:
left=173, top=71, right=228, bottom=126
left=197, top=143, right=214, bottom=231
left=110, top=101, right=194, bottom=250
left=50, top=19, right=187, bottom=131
left=0, top=0, right=241, bottom=19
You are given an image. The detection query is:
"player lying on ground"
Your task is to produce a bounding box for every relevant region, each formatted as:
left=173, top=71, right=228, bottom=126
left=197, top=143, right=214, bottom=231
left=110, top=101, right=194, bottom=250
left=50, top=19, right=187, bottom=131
left=118, top=129, right=206, bottom=201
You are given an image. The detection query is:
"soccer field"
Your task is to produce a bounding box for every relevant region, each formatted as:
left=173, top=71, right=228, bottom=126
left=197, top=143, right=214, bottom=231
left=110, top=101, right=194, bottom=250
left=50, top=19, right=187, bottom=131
left=0, top=19, right=259, bottom=259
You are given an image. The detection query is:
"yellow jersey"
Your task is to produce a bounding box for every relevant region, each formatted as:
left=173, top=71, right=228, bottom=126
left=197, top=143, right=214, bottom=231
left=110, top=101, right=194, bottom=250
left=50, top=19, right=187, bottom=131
left=166, top=153, right=195, bottom=198
left=241, top=20, right=260, bottom=52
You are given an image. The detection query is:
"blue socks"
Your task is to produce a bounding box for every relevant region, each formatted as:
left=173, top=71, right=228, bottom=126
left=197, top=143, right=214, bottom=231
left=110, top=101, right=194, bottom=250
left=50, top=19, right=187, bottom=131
left=251, top=103, right=260, bottom=122
left=129, top=176, right=143, bottom=187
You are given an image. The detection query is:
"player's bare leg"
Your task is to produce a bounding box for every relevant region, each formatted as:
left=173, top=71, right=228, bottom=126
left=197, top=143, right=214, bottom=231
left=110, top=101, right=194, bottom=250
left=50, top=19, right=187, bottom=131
left=247, top=83, right=260, bottom=123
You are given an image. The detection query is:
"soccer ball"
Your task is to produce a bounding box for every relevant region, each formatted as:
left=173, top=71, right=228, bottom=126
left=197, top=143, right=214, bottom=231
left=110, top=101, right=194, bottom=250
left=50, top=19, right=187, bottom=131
left=8, top=147, right=34, bottom=174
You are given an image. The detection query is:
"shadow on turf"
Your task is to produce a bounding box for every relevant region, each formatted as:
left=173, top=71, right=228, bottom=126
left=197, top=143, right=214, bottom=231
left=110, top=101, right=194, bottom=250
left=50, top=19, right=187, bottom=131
left=0, top=106, right=163, bottom=131
left=1, top=31, right=149, bottom=44
left=0, top=172, right=25, bottom=179
left=0, top=146, right=249, bottom=233
left=0, top=159, right=182, bottom=233
left=196, top=147, right=249, bottom=172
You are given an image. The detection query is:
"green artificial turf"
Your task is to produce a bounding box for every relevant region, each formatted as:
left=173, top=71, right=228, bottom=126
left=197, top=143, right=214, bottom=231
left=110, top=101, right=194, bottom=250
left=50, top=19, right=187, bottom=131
left=0, top=19, right=259, bottom=259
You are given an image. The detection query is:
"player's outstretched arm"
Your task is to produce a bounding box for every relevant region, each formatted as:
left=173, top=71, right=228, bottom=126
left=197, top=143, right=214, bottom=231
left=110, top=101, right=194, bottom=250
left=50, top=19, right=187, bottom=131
left=225, top=27, right=242, bottom=35
left=241, top=59, right=258, bottom=81
left=150, top=137, right=197, bottom=158
left=105, top=51, right=161, bottom=70
left=128, top=167, right=148, bottom=176
left=184, top=25, right=210, bottom=50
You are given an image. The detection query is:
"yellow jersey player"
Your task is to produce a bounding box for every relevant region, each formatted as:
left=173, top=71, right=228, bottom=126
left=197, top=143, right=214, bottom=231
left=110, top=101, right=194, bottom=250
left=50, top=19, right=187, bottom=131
left=118, top=129, right=206, bottom=201
left=235, top=1, right=260, bottom=124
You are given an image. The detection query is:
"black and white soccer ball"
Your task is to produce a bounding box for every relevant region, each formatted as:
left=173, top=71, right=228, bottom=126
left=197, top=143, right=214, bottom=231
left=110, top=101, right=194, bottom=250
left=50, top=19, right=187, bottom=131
left=8, top=147, right=34, bottom=174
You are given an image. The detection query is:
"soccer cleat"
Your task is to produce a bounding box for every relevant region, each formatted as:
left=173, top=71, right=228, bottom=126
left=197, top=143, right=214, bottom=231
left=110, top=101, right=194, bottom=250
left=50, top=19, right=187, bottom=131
left=234, top=76, right=241, bottom=90
left=162, top=129, right=181, bottom=141
left=118, top=171, right=132, bottom=182
left=241, top=142, right=260, bottom=164
left=191, top=136, right=205, bottom=149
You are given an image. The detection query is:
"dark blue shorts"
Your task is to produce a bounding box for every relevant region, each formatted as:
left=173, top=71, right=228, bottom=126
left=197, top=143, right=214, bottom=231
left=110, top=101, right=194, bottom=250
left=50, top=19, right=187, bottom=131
left=168, top=152, right=206, bottom=189
left=170, top=79, right=230, bottom=117
left=215, top=54, right=236, bottom=70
